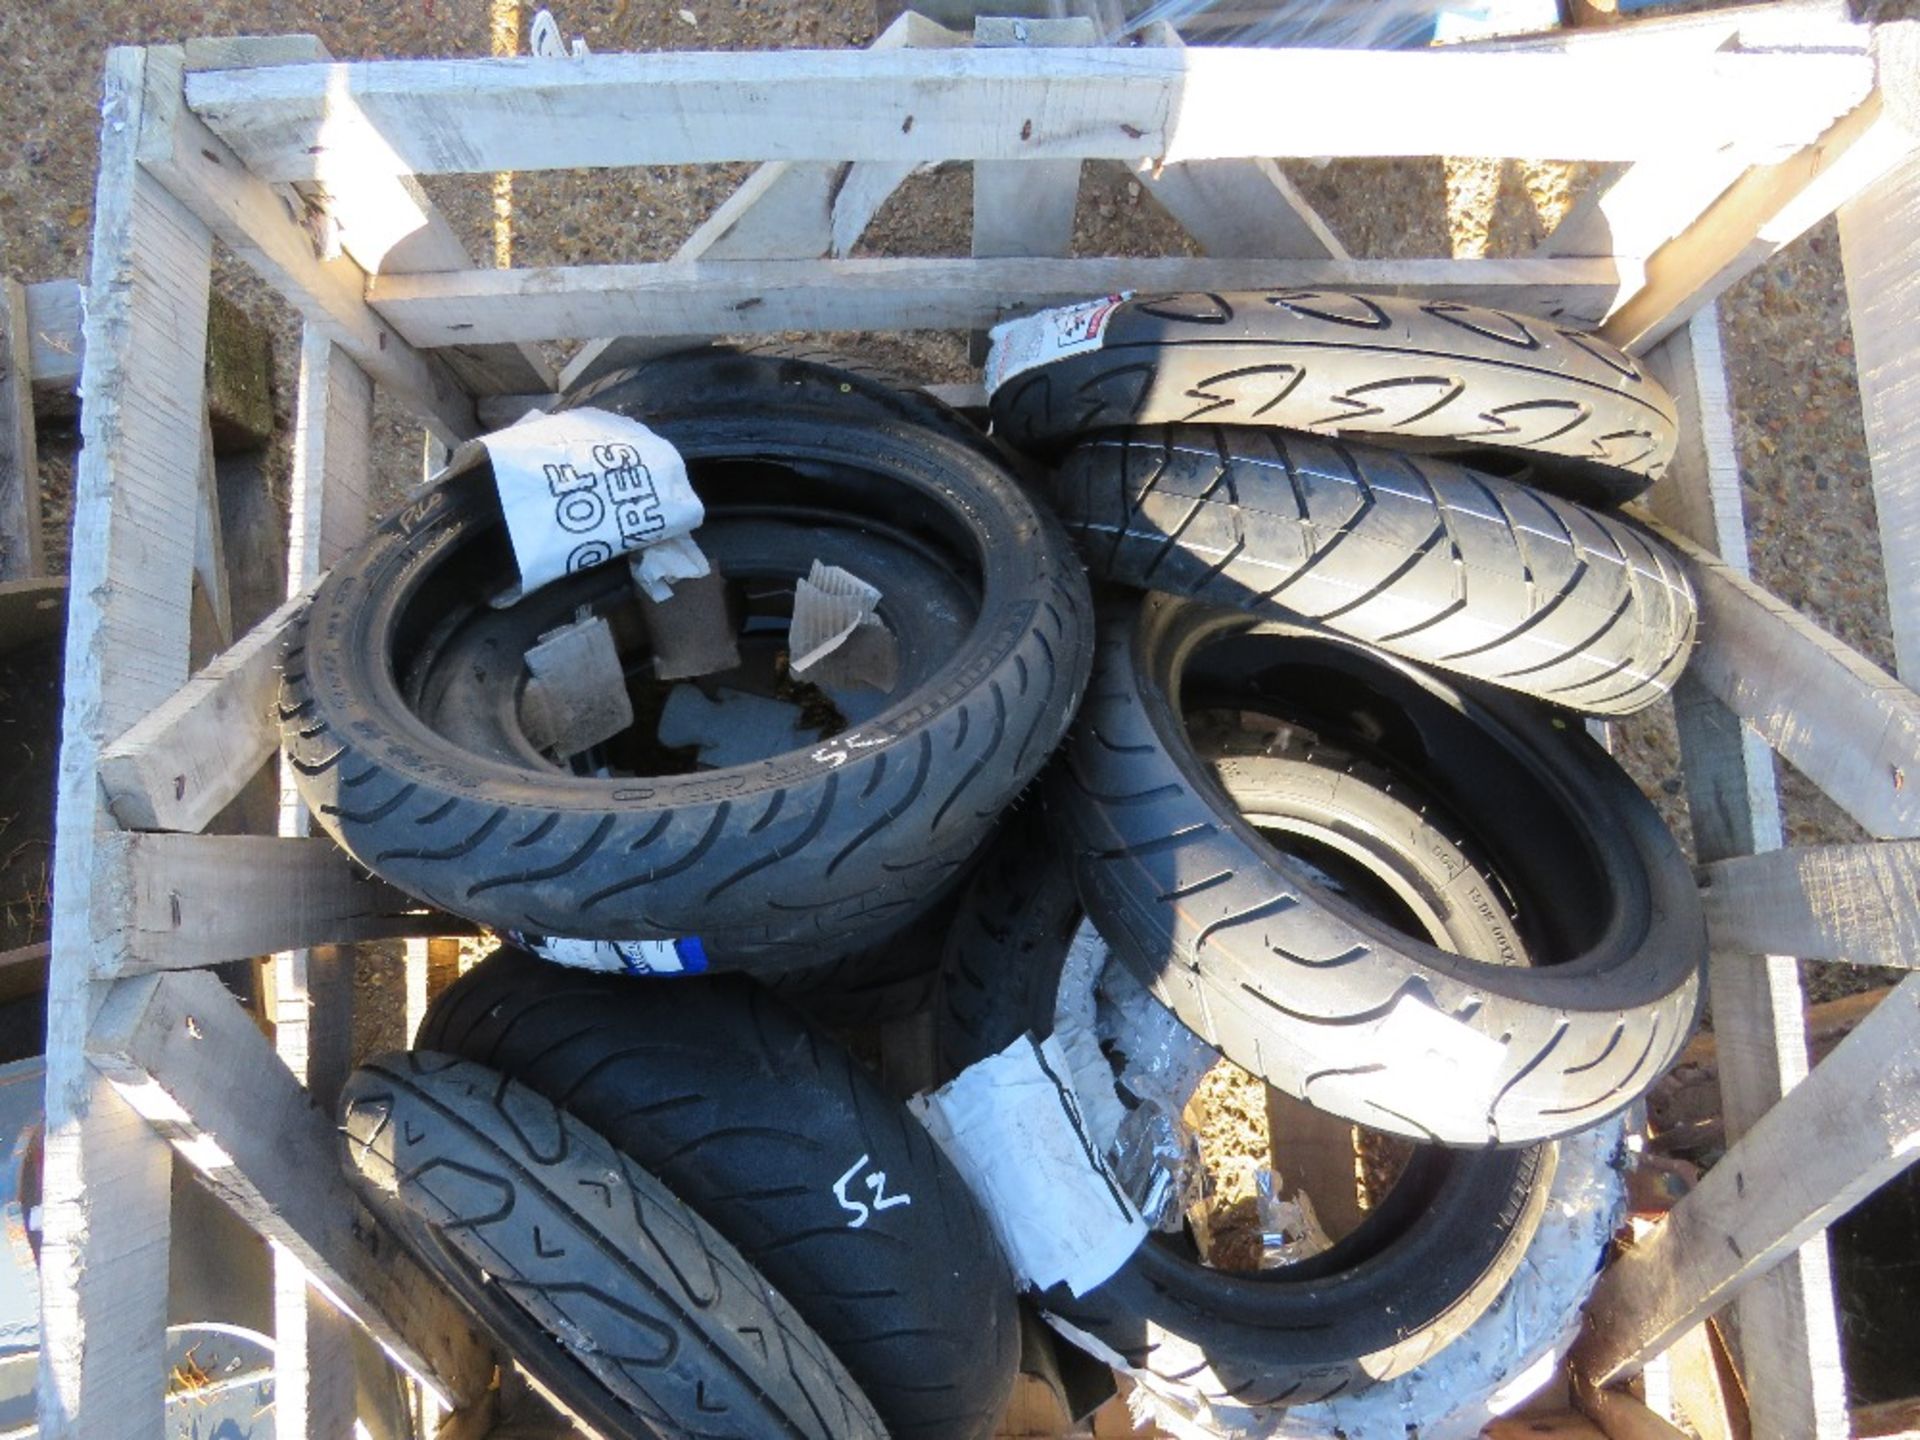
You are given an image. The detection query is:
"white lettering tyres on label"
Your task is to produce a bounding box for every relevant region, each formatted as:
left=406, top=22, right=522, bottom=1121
left=832, top=1153, right=913, bottom=1229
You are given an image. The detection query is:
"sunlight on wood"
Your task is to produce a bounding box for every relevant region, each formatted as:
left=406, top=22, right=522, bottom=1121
left=490, top=0, right=519, bottom=268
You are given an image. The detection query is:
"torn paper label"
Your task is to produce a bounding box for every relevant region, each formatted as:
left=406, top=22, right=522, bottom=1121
left=984, top=293, right=1131, bottom=395
left=517, top=933, right=709, bottom=977
left=476, top=407, right=702, bottom=604
left=631, top=534, right=711, bottom=604
left=521, top=613, right=633, bottom=757
left=790, top=560, right=899, bottom=692
left=911, top=1032, right=1146, bottom=1297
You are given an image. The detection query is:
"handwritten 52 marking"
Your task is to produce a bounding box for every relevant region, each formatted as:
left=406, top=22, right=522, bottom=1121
left=833, top=1153, right=913, bottom=1229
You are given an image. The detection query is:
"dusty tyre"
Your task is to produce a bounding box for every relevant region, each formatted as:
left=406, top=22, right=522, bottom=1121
left=419, top=949, right=1021, bottom=1440
left=281, top=398, right=1092, bottom=968
left=568, top=342, right=1016, bottom=473
left=988, top=290, right=1676, bottom=506
left=936, top=796, right=1556, bottom=1402
left=1047, top=426, right=1695, bottom=715
left=1138, top=1119, right=1628, bottom=1438
left=339, top=1052, right=887, bottom=1440
left=760, top=917, right=949, bottom=1027
left=1061, top=595, right=1704, bottom=1147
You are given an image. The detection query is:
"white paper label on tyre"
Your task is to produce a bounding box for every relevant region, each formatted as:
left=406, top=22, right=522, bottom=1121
left=479, top=407, right=703, bottom=603
left=1370, top=992, right=1506, bottom=1107
left=518, top=933, right=710, bottom=977
left=983, top=293, right=1132, bottom=396
left=910, top=1032, right=1146, bottom=1297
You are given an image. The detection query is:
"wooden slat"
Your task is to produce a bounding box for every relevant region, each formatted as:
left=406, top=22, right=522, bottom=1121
left=1656, top=519, right=1920, bottom=840
left=277, top=330, right=376, bottom=1100
left=1641, top=310, right=1850, bottom=1440
left=183, top=34, right=552, bottom=400
left=1601, top=87, right=1915, bottom=354
left=1127, top=22, right=1345, bottom=262
left=1840, top=152, right=1920, bottom=675
left=681, top=161, right=840, bottom=263
left=1135, top=157, right=1347, bottom=260
left=181, top=47, right=1871, bottom=180
left=86, top=969, right=491, bottom=1406
left=289, top=333, right=375, bottom=580
left=1531, top=8, right=1871, bottom=267
left=1573, top=976, right=1920, bottom=1385
left=556, top=11, right=969, bottom=393
left=1855, top=1396, right=1920, bottom=1439
left=189, top=416, right=232, bottom=649
left=0, top=574, right=65, bottom=655
left=94, top=833, right=441, bottom=976
left=1538, top=152, right=1753, bottom=267
left=1662, top=1321, right=1746, bottom=1440
left=1574, top=1375, right=1694, bottom=1440
left=37, top=46, right=212, bottom=1440
left=1701, top=840, right=1920, bottom=966
left=687, top=11, right=963, bottom=263
left=96, top=593, right=303, bottom=834
left=372, top=255, right=1632, bottom=346
left=971, top=17, right=1092, bottom=270
left=1484, top=1418, right=1610, bottom=1440
left=272, top=1274, right=358, bottom=1440
left=273, top=327, right=377, bottom=1440
left=1464, top=0, right=1862, bottom=57
left=132, top=45, right=478, bottom=442
left=22, top=279, right=82, bottom=415
left=0, top=279, right=44, bottom=580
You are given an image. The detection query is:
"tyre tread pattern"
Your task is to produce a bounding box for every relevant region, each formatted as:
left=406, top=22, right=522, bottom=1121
left=340, top=1052, right=887, bottom=1440
left=989, top=290, right=1677, bottom=504
left=1050, top=426, right=1694, bottom=716
left=419, top=955, right=1018, bottom=1440
left=279, top=408, right=1093, bottom=964
left=1059, top=599, right=1704, bottom=1147
left=934, top=800, right=1557, bottom=1403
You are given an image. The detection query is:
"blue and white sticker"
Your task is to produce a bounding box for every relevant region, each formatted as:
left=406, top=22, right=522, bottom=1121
left=516, top=933, right=709, bottom=977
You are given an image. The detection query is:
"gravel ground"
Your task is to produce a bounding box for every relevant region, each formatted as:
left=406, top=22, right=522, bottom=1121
left=2, top=0, right=1908, bottom=1424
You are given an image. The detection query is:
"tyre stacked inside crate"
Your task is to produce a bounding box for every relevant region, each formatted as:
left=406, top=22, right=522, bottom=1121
left=291, top=292, right=1711, bottom=1440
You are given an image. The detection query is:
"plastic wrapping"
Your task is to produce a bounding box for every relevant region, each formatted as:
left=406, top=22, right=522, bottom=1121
left=1128, top=1118, right=1631, bottom=1438
left=1052, top=923, right=1132, bottom=1155
left=1121, top=0, right=1449, bottom=49
left=911, top=1032, right=1147, bottom=1297
left=1095, top=960, right=1216, bottom=1120
left=1052, top=922, right=1218, bottom=1248
left=1253, top=1169, right=1333, bottom=1269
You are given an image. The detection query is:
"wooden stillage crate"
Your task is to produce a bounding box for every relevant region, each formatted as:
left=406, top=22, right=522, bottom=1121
left=39, top=6, right=1920, bottom=1437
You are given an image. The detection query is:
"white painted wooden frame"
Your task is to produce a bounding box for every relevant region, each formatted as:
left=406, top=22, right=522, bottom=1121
left=43, top=13, right=1920, bottom=1435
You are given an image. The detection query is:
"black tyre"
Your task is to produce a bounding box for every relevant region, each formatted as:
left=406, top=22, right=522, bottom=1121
left=419, top=950, right=1020, bottom=1440
left=282, top=396, right=1092, bottom=967
left=1062, top=595, right=1704, bottom=1147
left=760, top=917, right=948, bottom=1028
left=340, top=1052, right=887, bottom=1440
left=1048, top=426, right=1695, bottom=715
left=937, top=796, right=1557, bottom=1402
left=988, top=290, right=1676, bottom=506
left=568, top=343, right=1017, bottom=474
